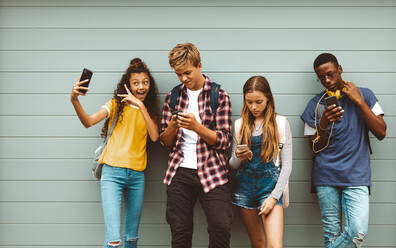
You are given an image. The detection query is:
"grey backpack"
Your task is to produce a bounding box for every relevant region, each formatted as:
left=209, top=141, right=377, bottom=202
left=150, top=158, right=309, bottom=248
left=92, top=113, right=119, bottom=180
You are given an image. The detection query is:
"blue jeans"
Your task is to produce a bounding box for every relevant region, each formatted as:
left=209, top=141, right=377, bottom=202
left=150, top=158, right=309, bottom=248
left=101, top=164, right=145, bottom=248
left=316, top=186, right=369, bottom=248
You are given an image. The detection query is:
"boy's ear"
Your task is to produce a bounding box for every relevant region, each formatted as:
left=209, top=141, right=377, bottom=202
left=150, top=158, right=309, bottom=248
left=197, top=62, right=202, bottom=70
left=338, top=65, right=343, bottom=74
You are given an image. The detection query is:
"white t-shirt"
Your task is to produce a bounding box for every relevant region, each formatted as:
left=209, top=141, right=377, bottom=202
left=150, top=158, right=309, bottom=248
left=179, top=88, right=203, bottom=169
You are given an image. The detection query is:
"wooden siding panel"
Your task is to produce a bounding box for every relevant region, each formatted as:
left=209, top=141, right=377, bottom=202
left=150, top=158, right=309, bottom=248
left=1, top=29, right=396, bottom=50
left=0, top=223, right=395, bottom=246
left=1, top=6, right=396, bottom=28
left=1, top=51, right=396, bottom=72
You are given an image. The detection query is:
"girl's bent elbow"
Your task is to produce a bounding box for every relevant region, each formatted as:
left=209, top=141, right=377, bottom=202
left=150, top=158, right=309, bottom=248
left=150, top=135, right=159, bottom=142
left=83, top=121, right=94, bottom=128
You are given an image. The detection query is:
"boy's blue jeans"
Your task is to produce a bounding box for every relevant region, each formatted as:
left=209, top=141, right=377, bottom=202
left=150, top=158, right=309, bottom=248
left=101, top=164, right=145, bottom=248
left=316, top=186, right=369, bottom=248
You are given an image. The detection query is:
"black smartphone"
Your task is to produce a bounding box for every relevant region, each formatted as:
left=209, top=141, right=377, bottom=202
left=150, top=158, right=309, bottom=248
left=325, top=95, right=340, bottom=108
left=172, top=110, right=181, bottom=116
left=79, top=68, right=93, bottom=94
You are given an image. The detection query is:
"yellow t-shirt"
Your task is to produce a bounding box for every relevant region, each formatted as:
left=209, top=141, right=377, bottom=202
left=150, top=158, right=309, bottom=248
left=98, top=99, right=148, bottom=171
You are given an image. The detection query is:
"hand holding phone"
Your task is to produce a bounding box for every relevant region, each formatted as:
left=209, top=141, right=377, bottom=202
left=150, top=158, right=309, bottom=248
left=325, top=95, right=340, bottom=108
left=236, top=144, right=252, bottom=160
left=323, top=95, right=344, bottom=123
left=78, top=68, right=93, bottom=94
left=236, top=144, right=249, bottom=152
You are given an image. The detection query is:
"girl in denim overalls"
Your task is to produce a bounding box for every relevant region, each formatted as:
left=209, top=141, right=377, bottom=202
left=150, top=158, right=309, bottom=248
left=70, top=58, right=160, bottom=248
left=229, top=76, right=292, bottom=248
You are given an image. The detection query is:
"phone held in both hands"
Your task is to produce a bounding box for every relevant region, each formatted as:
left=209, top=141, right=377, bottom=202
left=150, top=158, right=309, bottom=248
left=78, top=68, right=93, bottom=94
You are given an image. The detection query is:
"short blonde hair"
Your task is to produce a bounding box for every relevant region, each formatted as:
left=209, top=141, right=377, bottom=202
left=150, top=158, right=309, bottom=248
left=168, top=43, right=201, bottom=68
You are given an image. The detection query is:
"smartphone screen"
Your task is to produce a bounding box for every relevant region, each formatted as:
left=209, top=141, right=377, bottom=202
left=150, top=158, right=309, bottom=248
left=325, top=95, right=340, bottom=108
left=79, top=68, right=93, bottom=94
left=236, top=144, right=249, bottom=152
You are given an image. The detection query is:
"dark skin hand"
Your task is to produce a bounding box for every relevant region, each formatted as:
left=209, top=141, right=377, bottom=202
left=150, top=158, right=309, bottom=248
left=343, top=81, right=386, bottom=140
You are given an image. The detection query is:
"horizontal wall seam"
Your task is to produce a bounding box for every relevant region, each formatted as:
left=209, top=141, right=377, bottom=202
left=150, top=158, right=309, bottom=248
left=2, top=49, right=396, bottom=52
left=0, top=158, right=393, bottom=161
left=2, top=93, right=395, bottom=96
left=0, top=179, right=395, bottom=182
left=2, top=71, right=396, bottom=73
left=1, top=27, right=396, bottom=30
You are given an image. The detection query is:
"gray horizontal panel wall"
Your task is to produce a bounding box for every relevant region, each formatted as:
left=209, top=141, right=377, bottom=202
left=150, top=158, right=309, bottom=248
left=0, top=0, right=395, bottom=247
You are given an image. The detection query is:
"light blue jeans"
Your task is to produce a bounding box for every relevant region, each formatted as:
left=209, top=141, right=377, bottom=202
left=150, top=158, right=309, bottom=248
left=316, top=186, right=369, bottom=248
left=101, top=164, right=145, bottom=248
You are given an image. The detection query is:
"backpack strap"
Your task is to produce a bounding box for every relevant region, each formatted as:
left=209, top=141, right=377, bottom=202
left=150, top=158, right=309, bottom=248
left=209, top=82, right=221, bottom=114
left=275, top=114, right=290, bottom=208
left=169, top=84, right=182, bottom=111
left=275, top=115, right=286, bottom=167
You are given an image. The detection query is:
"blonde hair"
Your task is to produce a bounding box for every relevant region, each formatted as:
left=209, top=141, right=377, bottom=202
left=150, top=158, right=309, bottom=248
left=168, top=43, right=201, bottom=68
left=239, top=76, right=279, bottom=163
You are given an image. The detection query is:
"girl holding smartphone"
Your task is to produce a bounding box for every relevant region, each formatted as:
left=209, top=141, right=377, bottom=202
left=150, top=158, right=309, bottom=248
left=229, top=76, right=292, bottom=248
left=70, top=58, right=160, bottom=248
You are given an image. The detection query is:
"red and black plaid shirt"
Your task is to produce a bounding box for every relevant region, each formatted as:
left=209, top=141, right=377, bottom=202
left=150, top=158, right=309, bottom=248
left=160, top=76, right=232, bottom=193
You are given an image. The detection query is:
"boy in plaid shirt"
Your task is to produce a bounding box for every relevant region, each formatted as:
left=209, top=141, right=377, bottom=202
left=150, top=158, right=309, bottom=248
left=160, top=43, right=233, bottom=247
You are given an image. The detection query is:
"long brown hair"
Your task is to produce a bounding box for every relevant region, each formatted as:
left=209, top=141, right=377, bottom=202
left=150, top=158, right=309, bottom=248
left=101, top=58, right=160, bottom=137
left=239, top=76, right=279, bottom=163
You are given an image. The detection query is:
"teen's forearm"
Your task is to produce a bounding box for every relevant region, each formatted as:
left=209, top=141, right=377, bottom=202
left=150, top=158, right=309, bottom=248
left=194, top=123, right=217, bottom=146
left=160, top=124, right=178, bottom=147
left=71, top=99, right=106, bottom=128
left=139, top=105, right=159, bottom=142
left=71, top=99, right=93, bottom=128
left=356, top=101, right=386, bottom=140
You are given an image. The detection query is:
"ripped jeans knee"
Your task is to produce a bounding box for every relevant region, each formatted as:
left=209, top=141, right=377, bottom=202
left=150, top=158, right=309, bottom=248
left=106, top=240, right=121, bottom=248
left=105, top=237, right=138, bottom=248
left=124, top=237, right=138, bottom=248
left=352, top=232, right=365, bottom=248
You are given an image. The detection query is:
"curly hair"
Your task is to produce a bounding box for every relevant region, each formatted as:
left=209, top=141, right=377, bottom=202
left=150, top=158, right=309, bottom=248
left=101, top=58, right=160, bottom=137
